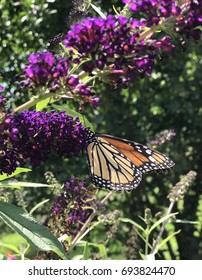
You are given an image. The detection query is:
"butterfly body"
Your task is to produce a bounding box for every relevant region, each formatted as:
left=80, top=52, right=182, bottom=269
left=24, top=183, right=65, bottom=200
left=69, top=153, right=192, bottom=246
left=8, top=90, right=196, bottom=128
left=86, top=129, right=174, bottom=191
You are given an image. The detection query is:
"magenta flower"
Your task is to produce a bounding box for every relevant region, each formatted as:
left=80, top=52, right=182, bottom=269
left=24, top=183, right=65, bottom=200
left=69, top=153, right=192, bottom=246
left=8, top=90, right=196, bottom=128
left=63, top=15, right=175, bottom=88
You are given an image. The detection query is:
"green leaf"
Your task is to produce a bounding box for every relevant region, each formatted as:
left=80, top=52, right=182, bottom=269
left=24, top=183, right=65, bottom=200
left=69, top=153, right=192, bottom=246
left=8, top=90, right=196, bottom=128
left=0, top=201, right=68, bottom=260
left=119, top=217, right=145, bottom=232
left=0, top=232, right=29, bottom=255
left=149, top=212, right=178, bottom=234
left=175, top=219, right=198, bottom=225
left=90, top=3, right=106, bottom=18
left=0, top=181, right=51, bottom=189
left=82, top=242, right=90, bottom=260
left=36, top=97, right=51, bottom=111
left=0, top=168, right=31, bottom=181
left=156, top=230, right=181, bottom=253
left=77, top=241, right=108, bottom=259
left=29, top=199, right=50, bottom=215
left=0, top=183, right=21, bottom=190
left=0, top=242, right=21, bottom=254
left=119, top=218, right=156, bottom=251
left=52, top=104, right=93, bottom=130
left=95, top=243, right=107, bottom=259
left=139, top=251, right=147, bottom=260
left=112, top=5, right=120, bottom=15
left=53, top=104, right=80, bottom=118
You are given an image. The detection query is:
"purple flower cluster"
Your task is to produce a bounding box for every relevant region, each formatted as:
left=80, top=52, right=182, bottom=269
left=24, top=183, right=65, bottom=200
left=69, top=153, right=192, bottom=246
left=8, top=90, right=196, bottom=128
left=0, top=110, right=86, bottom=175
left=176, top=1, right=202, bottom=41
left=21, top=52, right=99, bottom=107
left=23, top=52, right=69, bottom=91
left=49, top=178, right=96, bottom=238
left=123, top=0, right=181, bottom=24
left=63, top=15, right=174, bottom=88
left=18, top=2, right=201, bottom=103
left=124, top=0, right=202, bottom=41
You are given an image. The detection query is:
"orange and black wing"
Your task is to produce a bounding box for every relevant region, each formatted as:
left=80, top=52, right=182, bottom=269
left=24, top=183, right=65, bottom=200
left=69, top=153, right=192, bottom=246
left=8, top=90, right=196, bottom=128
left=86, top=130, right=174, bottom=191
left=100, top=134, right=175, bottom=174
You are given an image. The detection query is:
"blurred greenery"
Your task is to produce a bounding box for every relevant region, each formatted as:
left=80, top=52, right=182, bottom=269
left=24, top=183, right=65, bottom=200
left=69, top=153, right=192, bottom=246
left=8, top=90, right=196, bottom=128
left=0, top=0, right=202, bottom=260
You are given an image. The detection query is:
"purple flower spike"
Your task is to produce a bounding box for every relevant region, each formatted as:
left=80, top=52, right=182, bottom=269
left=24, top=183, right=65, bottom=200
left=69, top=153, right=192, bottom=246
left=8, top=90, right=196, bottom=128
left=23, top=52, right=70, bottom=90
left=0, top=110, right=86, bottom=175
left=123, top=0, right=202, bottom=41
left=63, top=13, right=180, bottom=88
left=49, top=178, right=97, bottom=238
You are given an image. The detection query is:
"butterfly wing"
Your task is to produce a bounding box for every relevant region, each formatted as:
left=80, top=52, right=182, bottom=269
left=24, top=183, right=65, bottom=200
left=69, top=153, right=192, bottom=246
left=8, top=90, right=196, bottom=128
left=86, top=130, right=174, bottom=191
left=100, top=134, right=175, bottom=174
left=86, top=133, right=142, bottom=191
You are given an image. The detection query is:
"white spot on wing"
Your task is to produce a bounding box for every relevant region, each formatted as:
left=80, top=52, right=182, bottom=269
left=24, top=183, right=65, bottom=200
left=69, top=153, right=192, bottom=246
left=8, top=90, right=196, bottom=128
left=146, top=149, right=152, bottom=155
left=148, top=156, right=156, bottom=163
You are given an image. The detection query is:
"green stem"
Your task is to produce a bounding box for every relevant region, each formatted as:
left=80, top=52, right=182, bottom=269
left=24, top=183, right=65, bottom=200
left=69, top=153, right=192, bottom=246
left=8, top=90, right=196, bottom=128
left=13, top=92, right=54, bottom=113
left=145, top=226, right=150, bottom=256
left=150, top=200, right=175, bottom=255
left=69, top=191, right=113, bottom=251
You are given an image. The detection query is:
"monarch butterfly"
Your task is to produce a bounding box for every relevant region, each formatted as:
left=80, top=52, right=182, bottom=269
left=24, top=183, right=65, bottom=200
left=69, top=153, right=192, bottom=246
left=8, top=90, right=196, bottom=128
left=86, top=129, right=175, bottom=191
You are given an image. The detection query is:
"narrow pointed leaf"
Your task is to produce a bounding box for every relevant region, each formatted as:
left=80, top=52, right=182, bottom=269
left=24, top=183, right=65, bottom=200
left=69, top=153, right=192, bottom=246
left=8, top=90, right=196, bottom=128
left=29, top=199, right=50, bottom=215
left=0, top=181, right=50, bottom=189
left=155, top=230, right=181, bottom=252
left=90, top=3, right=106, bottom=18
left=112, top=5, right=120, bottom=15
left=149, top=212, right=178, bottom=234
left=119, top=217, right=145, bottom=232
left=0, top=242, right=21, bottom=254
left=175, top=219, right=198, bottom=224
left=83, top=242, right=90, bottom=260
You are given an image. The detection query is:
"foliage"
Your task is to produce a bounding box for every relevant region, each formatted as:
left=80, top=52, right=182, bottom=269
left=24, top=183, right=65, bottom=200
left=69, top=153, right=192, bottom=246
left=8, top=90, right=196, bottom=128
left=0, top=0, right=202, bottom=260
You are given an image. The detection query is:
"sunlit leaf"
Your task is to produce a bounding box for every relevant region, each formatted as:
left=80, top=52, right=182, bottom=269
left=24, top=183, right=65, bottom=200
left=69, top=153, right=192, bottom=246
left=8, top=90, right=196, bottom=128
left=149, top=212, right=178, bottom=234
left=0, top=168, right=31, bottom=181
left=0, top=181, right=51, bottom=189
left=52, top=104, right=93, bottom=129
left=36, top=97, right=51, bottom=111
left=90, top=3, right=106, bottom=18
left=0, top=201, right=68, bottom=260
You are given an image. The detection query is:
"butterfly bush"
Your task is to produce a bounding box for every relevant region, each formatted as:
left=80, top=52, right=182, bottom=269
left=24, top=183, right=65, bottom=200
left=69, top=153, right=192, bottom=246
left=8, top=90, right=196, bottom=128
left=0, top=0, right=201, bottom=261
left=1, top=0, right=202, bottom=176
left=63, top=15, right=174, bottom=88
left=18, top=0, right=202, bottom=99
left=0, top=110, right=86, bottom=174
left=48, top=178, right=98, bottom=238
left=124, top=0, right=202, bottom=40
left=20, top=52, right=99, bottom=107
